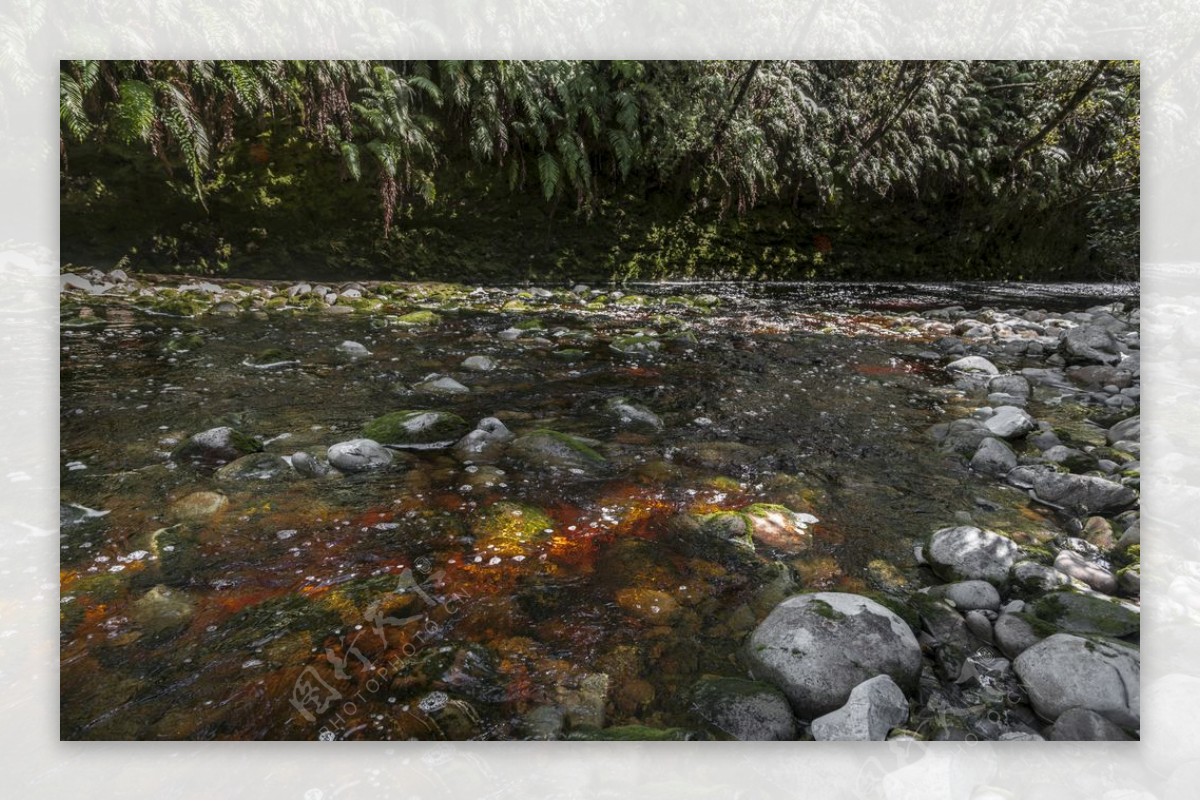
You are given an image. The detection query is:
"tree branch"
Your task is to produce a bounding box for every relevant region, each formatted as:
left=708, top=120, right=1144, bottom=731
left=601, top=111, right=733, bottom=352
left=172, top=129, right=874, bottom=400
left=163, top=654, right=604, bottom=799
left=1010, top=59, right=1111, bottom=166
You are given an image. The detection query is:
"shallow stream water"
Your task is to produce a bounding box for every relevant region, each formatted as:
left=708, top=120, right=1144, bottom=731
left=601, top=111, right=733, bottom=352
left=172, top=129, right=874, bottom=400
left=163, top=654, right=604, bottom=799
left=59, top=280, right=1136, bottom=739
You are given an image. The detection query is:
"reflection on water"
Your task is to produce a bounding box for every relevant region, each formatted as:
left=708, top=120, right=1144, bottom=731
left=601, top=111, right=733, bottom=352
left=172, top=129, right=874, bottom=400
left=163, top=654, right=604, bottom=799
left=59, top=281, right=1132, bottom=739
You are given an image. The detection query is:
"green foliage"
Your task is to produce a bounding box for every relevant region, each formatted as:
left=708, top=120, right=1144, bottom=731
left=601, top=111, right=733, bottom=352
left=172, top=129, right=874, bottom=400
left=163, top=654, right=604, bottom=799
left=61, top=59, right=1139, bottom=280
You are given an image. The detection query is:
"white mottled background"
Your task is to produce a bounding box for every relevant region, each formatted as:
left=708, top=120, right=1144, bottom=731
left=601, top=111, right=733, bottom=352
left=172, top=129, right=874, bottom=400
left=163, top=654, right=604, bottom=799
left=2, top=1, right=1198, bottom=797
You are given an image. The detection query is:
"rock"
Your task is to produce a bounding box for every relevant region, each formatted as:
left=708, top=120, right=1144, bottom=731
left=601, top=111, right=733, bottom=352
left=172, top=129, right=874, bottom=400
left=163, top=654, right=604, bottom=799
left=912, top=596, right=984, bottom=680
left=60, top=273, right=93, bottom=292
left=1067, top=365, right=1133, bottom=391
left=1050, top=707, right=1134, bottom=741
left=362, top=410, right=469, bottom=447
left=970, top=437, right=1016, bottom=476
left=290, top=451, right=329, bottom=478
left=926, top=526, right=1020, bottom=586
left=994, top=613, right=1043, bottom=659
left=744, top=592, right=922, bottom=719
left=173, top=426, right=261, bottom=464
left=558, top=673, right=609, bottom=730
left=453, top=418, right=515, bottom=464
left=740, top=503, right=817, bottom=553
left=946, top=356, right=999, bottom=375
left=413, top=373, right=470, bottom=394
left=1028, top=590, right=1139, bottom=637
left=1013, top=633, right=1140, bottom=728
left=964, top=610, right=994, bottom=643
left=688, top=677, right=797, bottom=741
left=1010, top=560, right=1072, bottom=597
left=1060, top=325, right=1127, bottom=365
left=930, top=418, right=992, bottom=457
left=1041, top=445, right=1096, bottom=473
left=605, top=398, right=664, bottom=431
left=326, top=439, right=394, bottom=473
left=1032, top=471, right=1137, bottom=515
left=169, top=491, right=228, bottom=521
left=615, top=587, right=680, bottom=623
left=928, top=580, right=1001, bottom=612
left=809, top=675, right=909, bottom=741
left=215, top=453, right=292, bottom=482
left=395, top=310, right=441, bottom=326
left=989, top=374, right=1031, bottom=397
left=337, top=340, right=371, bottom=358
left=1053, top=550, right=1118, bottom=594
left=132, top=585, right=194, bottom=637
left=982, top=406, right=1036, bottom=439
left=461, top=355, right=497, bottom=372
left=610, top=334, right=662, bottom=354
left=507, top=430, right=608, bottom=476
left=1107, top=415, right=1140, bottom=445
left=470, top=501, right=555, bottom=556
left=1118, top=565, right=1140, bottom=596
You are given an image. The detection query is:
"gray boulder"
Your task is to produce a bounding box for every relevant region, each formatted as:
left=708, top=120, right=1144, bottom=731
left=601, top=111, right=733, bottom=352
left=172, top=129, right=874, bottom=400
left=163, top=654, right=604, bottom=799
left=1060, top=325, right=1127, bottom=365
left=1053, top=550, right=1118, bottom=594
left=989, top=374, right=1031, bottom=398
left=327, top=439, right=394, bottom=473
left=1010, top=560, right=1072, bottom=597
left=688, top=677, right=797, bottom=741
left=1032, top=471, right=1137, bottom=515
left=1028, top=590, right=1139, bottom=638
left=290, top=451, right=329, bottom=478
left=744, top=593, right=922, bottom=720
left=983, top=406, right=1036, bottom=439
left=1107, top=415, right=1140, bottom=446
left=1050, top=707, right=1133, bottom=741
left=926, top=526, right=1021, bottom=586
left=809, top=675, right=909, bottom=741
left=606, top=398, right=664, bottom=431
left=1013, top=633, right=1140, bottom=728
left=994, top=613, right=1043, bottom=659
left=928, top=580, right=1002, bottom=612
left=970, top=437, right=1016, bottom=476
left=946, top=356, right=999, bottom=375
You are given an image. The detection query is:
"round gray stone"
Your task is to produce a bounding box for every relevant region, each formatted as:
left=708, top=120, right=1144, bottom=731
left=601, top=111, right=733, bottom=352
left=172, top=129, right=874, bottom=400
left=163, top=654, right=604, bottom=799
left=1013, top=633, right=1140, bottom=728
left=926, top=526, right=1021, bottom=586
left=327, top=439, right=394, bottom=473
left=744, top=592, right=922, bottom=720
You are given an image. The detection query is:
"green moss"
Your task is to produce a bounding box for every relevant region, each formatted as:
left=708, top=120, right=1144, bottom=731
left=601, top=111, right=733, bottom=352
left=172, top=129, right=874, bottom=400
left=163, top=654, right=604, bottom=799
left=528, top=429, right=606, bottom=463
left=863, top=592, right=921, bottom=632
left=69, top=573, right=127, bottom=603
left=807, top=598, right=846, bottom=622
left=163, top=332, right=205, bottom=353
left=362, top=410, right=469, bottom=445
left=470, top=502, right=555, bottom=556
left=394, top=310, right=442, bottom=326
left=550, top=348, right=586, bottom=361
left=514, top=318, right=546, bottom=330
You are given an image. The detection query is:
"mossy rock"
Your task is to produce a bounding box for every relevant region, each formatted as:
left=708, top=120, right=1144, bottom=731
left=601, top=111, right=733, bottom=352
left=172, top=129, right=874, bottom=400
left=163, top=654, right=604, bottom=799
left=362, top=410, right=469, bottom=446
left=1029, top=589, right=1139, bottom=637
left=394, top=310, right=442, bottom=326
left=613, top=294, right=649, bottom=307
left=550, top=348, right=587, bottom=362
left=163, top=332, right=205, bottom=353
left=172, top=426, right=262, bottom=463
left=215, top=453, right=293, bottom=482
left=514, top=318, right=546, bottom=330
left=566, top=725, right=704, bottom=741
left=139, top=294, right=211, bottom=318
left=470, top=501, right=555, bottom=556
left=68, top=572, right=127, bottom=603
left=204, top=592, right=342, bottom=652
left=506, top=429, right=609, bottom=475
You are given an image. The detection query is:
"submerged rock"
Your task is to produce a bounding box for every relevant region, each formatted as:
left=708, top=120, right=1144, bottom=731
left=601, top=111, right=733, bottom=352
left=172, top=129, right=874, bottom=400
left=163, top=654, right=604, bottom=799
left=169, top=491, right=229, bottom=521
left=946, top=356, right=999, bottom=375
left=1013, top=633, right=1140, bottom=728
left=1053, top=550, right=1118, bottom=594
left=507, top=430, right=608, bottom=476
left=744, top=592, right=921, bottom=719
left=326, top=439, right=394, bottom=473
left=290, top=451, right=330, bottom=478
left=925, top=526, right=1020, bottom=586
left=337, top=340, right=371, bottom=358
left=215, top=452, right=292, bottom=482
left=688, top=677, right=797, bottom=741
left=809, top=675, right=909, bottom=741
left=362, top=410, right=469, bottom=447
left=739, top=503, right=817, bottom=553
left=605, top=398, right=664, bottom=431
left=413, top=373, right=470, bottom=394
left=460, top=354, right=497, bottom=372
left=470, top=501, right=555, bottom=556
left=132, top=585, right=194, bottom=637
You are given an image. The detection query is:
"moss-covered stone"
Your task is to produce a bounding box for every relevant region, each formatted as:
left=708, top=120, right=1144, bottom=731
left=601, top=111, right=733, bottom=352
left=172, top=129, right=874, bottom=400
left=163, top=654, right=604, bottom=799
left=1029, top=589, right=1139, bottom=637
left=362, top=410, right=469, bottom=446
left=163, top=332, right=205, bottom=353
left=507, top=429, right=609, bottom=475
left=394, top=310, right=442, bottom=326
left=470, top=501, right=555, bottom=556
